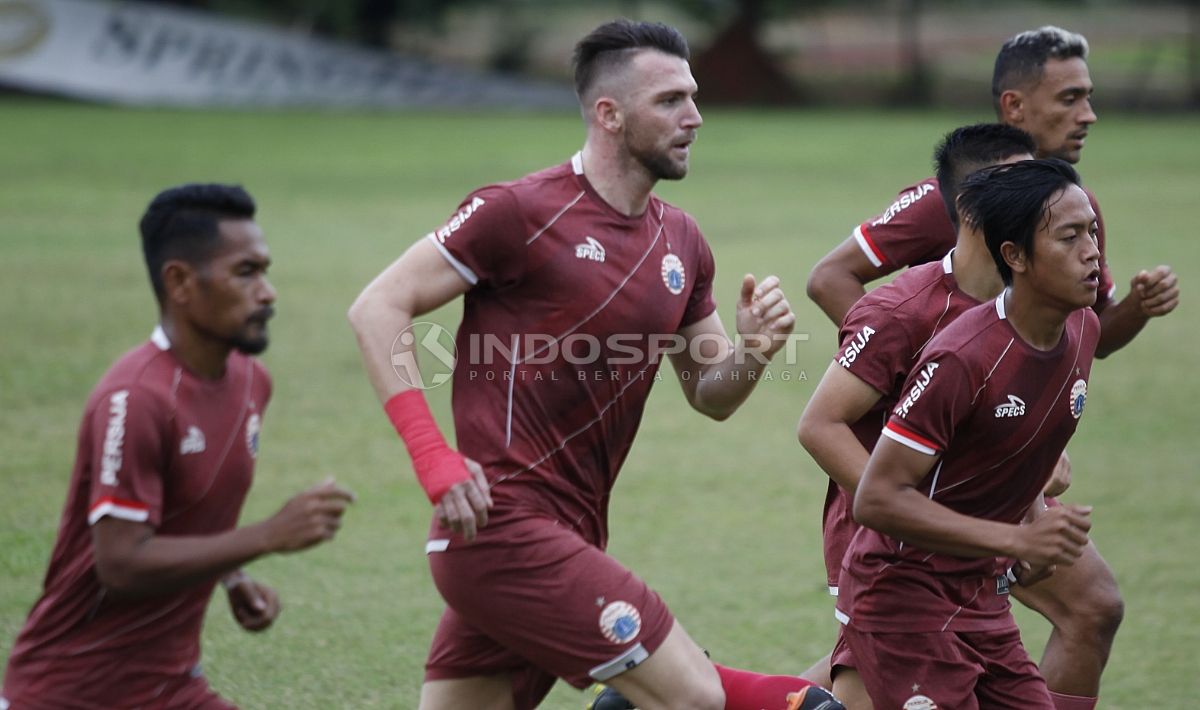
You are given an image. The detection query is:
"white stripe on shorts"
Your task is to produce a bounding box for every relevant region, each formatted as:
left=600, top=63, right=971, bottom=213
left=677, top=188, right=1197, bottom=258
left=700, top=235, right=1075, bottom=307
left=589, top=642, right=650, bottom=682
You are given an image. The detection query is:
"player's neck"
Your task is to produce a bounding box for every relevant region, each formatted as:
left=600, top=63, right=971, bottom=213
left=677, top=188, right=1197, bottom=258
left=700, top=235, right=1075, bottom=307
left=1002, top=286, right=1069, bottom=351
left=579, top=142, right=654, bottom=217
left=952, top=234, right=1004, bottom=302
left=159, top=318, right=231, bottom=379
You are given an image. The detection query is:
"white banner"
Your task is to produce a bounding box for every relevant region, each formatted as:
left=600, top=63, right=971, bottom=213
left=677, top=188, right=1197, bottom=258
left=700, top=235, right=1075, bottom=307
left=0, top=0, right=572, bottom=108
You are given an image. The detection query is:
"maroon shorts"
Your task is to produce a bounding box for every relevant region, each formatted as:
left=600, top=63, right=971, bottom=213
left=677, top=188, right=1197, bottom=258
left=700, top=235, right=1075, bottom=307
left=829, top=624, right=856, bottom=679
left=1, top=665, right=235, bottom=710
left=842, top=625, right=1053, bottom=710
left=425, top=516, right=674, bottom=706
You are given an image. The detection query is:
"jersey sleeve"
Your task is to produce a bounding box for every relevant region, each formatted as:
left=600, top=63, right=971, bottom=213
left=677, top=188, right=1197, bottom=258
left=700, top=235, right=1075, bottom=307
left=86, top=386, right=168, bottom=528
left=681, top=218, right=717, bottom=327
left=882, top=351, right=975, bottom=456
left=426, top=185, right=528, bottom=290
left=853, top=180, right=956, bottom=270
left=835, top=302, right=911, bottom=395
left=1087, top=189, right=1117, bottom=310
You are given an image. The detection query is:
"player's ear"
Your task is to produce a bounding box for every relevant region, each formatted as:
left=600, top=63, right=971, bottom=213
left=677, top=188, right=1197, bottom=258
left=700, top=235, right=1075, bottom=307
left=1000, top=241, right=1028, bottom=277
left=594, top=95, right=623, bottom=134
left=161, top=259, right=197, bottom=306
left=998, top=90, right=1024, bottom=125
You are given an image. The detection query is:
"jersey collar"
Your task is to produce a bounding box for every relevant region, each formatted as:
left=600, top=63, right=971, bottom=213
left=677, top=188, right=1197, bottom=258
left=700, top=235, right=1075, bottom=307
left=941, top=249, right=954, bottom=274
left=151, top=324, right=171, bottom=350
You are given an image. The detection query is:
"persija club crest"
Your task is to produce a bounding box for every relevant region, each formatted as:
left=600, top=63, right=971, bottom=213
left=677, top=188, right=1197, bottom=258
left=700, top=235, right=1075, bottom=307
left=661, top=254, right=685, bottom=295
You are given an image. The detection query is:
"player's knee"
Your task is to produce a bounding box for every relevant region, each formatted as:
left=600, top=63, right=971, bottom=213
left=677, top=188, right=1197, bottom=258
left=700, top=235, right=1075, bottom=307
left=1059, top=580, right=1125, bottom=646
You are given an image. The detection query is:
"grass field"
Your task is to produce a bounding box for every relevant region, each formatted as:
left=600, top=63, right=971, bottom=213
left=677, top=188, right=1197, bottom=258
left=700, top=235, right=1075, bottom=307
left=1, top=101, right=1197, bottom=708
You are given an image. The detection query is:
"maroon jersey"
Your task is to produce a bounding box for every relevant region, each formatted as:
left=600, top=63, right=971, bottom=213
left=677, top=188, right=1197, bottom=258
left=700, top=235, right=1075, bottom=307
left=837, top=295, right=1099, bottom=633
left=852, top=179, right=1115, bottom=310
left=821, top=253, right=981, bottom=590
left=429, top=153, right=716, bottom=548
left=3, top=327, right=270, bottom=708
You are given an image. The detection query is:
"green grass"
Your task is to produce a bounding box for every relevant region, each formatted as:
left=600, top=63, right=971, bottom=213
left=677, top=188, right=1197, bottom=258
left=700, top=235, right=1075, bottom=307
left=1, top=101, right=1198, bottom=707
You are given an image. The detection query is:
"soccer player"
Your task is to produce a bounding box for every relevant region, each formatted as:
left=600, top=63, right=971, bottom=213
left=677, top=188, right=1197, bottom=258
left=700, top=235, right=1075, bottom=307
left=348, top=19, right=839, bottom=710
left=807, top=26, right=1179, bottom=352
left=798, top=123, right=1041, bottom=709
left=837, top=158, right=1102, bottom=709
left=804, top=26, right=1168, bottom=707
left=1, top=184, right=355, bottom=709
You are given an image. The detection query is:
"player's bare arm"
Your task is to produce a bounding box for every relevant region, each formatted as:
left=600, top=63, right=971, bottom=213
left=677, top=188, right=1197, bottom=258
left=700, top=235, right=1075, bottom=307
left=92, top=478, right=354, bottom=599
left=854, top=436, right=1091, bottom=564
left=1095, top=264, right=1180, bottom=357
left=807, top=236, right=892, bottom=326
left=669, top=273, right=794, bottom=420
left=349, top=238, right=472, bottom=404
left=797, top=362, right=883, bottom=494
left=348, top=237, right=493, bottom=540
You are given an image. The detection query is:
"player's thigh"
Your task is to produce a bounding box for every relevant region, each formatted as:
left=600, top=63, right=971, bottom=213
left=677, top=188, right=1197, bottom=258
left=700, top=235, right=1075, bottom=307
left=419, top=676, right=515, bottom=710
left=830, top=626, right=872, bottom=710
left=424, top=606, right=556, bottom=709
left=969, top=629, right=1055, bottom=710
left=604, top=620, right=723, bottom=710
left=831, top=669, right=873, bottom=710
left=428, top=517, right=675, bottom=691
left=842, top=626, right=980, bottom=710
left=1011, top=539, right=1122, bottom=632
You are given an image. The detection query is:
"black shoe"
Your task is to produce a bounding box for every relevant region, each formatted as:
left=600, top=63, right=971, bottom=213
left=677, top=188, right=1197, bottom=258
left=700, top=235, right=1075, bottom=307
left=584, top=683, right=635, bottom=710
left=786, top=686, right=846, bottom=710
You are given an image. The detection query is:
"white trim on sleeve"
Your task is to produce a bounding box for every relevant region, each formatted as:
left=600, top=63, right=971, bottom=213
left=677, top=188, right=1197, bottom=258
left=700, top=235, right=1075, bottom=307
left=882, top=426, right=938, bottom=456
left=88, top=501, right=150, bottom=526
left=427, top=234, right=479, bottom=285
left=852, top=225, right=884, bottom=268
left=589, top=642, right=650, bottom=682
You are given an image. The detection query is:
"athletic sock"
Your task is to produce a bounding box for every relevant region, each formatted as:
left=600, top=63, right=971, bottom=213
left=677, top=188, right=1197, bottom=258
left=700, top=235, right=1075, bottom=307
left=1048, top=690, right=1098, bottom=710
left=714, top=663, right=817, bottom=710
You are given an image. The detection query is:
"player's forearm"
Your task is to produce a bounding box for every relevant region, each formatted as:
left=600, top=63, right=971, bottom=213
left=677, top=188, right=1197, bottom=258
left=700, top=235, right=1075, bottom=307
left=688, top=341, right=770, bottom=420
left=1095, top=293, right=1148, bottom=358
left=854, top=485, right=1020, bottom=559
left=797, top=418, right=870, bottom=494
left=96, top=524, right=272, bottom=599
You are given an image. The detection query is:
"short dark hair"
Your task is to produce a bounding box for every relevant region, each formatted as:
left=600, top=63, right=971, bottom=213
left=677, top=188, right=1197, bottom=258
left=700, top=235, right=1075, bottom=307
left=934, top=123, right=1036, bottom=228
left=139, top=183, right=256, bottom=301
left=992, top=26, right=1089, bottom=113
left=957, top=158, right=1081, bottom=285
left=572, top=19, right=689, bottom=100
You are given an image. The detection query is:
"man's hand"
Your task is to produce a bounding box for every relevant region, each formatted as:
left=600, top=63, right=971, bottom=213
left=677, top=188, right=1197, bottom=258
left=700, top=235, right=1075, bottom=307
left=735, top=274, right=795, bottom=361
left=1132, top=265, right=1179, bottom=317
left=1011, top=503, right=1092, bottom=567
left=224, top=573, right=280, bottom=632
left=262, top=478, right=355, bottom=553
left=1010, top=559, right=1056, bottom=587
left=434, top=457, right=493, bottom=541
left=1042, top=451, right=1072, bottom=498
